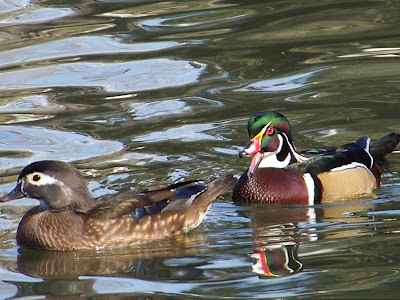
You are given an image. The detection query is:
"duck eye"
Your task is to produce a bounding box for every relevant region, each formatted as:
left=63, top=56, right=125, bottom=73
left=266, top=127, right=275, bottom=136
left=32, top=174, right=41, bottom=182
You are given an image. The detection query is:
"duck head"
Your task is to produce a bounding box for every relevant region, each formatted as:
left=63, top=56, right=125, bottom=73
left=1, top=160, right=95, bottom=211
left=239, top=111, right=305, bottom=177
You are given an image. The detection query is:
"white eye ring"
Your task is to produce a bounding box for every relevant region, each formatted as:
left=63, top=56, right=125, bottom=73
left=26, top=172, right=57, bottom=186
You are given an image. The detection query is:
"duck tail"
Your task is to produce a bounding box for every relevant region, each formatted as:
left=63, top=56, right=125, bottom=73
left=370, top=132, right=400, bottom=172
left=194, top=174, right=237, bottom=209
left=179, top=174, right=236, bottom=230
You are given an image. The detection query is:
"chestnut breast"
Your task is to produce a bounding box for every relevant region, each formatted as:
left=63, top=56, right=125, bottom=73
left=233, top=168, right=311, bottom=205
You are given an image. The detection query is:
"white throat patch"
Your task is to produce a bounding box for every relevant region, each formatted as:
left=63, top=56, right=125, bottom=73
left=259, top=152, right=292, bottom=168
left=257, top=134, right=308, bottom=168
left=258, top=135, right=292, bottom=168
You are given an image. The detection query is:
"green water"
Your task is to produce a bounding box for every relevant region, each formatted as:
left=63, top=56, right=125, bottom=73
left=0, top=0, right=400, bottom=298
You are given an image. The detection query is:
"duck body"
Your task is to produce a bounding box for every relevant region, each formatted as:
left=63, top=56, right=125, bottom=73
left=234, top=167, right=312, bottom=205
left=233, top=111, right=399, bottom=205
left=1, top=160, right=236, bottom=251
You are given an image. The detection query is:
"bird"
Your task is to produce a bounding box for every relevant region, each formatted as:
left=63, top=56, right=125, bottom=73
left=232, top=111, right=399, bottom=205
left=0, top=160, right=236, bottom=251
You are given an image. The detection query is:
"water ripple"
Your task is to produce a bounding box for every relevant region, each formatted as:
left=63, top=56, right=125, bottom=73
left=0, top=36, right=184, bottom=68
left=0, top=5, right=74, bottom=25
left=0, top=126, right=123, bottom=170
left=235, top=67, right=330, bottom=93
left=0, top=95, right=64, bottom=116
left=132, top=123, right=227, bottom=143
left=0, top=59, right=206, bottom=93
left=137, top=9, right=252, bottom=31
left=128, top=97, right=223, bottom=120
left=0, top=0, right=31, bottom=15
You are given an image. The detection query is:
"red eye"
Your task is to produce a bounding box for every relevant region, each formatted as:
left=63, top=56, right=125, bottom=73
left=266, top=127, right=274, bottom=136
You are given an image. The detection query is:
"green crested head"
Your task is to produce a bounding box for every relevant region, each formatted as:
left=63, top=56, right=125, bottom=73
left=239, top=111, right=297, bottom=176
left=247, top=111, right=291, bottom=149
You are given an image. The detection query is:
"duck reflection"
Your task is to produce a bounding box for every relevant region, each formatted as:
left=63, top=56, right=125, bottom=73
left=250, top=244, right=302, bottom=277
left=240, top=202, right=373, bottom=278
left=6, top=277, right=97, bottom=299
left=240, top=205, right=314, bottom=278
left=4, top=236, right=207, bottom=298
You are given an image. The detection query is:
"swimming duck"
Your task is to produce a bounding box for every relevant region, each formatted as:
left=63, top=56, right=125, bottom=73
left=0, top=160, right=236, bottom=251
left=233, top=111, right=399, bottom=205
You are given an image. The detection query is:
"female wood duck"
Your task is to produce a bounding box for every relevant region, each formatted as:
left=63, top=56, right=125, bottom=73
left=233, top=111, right=400, bottom=205
left=0, top=160, right=236, bottom=251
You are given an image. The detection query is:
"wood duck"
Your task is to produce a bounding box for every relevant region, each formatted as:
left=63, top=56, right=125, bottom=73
left=233, top=111, right=400, bottom=205
left=0, top=160, right=236, bottom=251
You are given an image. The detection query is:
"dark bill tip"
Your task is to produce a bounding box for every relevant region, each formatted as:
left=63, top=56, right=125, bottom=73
left=0, top=183, right=25, bottom=202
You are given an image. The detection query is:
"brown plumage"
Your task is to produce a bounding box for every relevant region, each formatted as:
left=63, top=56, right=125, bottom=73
left=1, top=160, right=236, bottom=251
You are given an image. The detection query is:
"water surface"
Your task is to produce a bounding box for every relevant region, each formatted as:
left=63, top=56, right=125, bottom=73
left=0, top=0, right=400, bottom=298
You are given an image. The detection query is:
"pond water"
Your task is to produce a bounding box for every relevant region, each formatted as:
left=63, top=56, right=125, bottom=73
left=0, top=0, right=400, bottom=298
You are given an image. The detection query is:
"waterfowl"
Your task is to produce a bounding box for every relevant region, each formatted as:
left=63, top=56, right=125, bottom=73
left=233, top=111, right=399, bottom=205
left=0, top=160, right=236, bottom=251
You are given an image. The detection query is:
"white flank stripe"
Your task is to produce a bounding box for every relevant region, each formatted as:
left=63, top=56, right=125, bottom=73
left=330, top=162, right=369, bottom=172
left=303, top=173, right=315, bottom=205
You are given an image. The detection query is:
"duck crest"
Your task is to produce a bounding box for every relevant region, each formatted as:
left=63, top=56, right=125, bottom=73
left=234, top=111, right=400, bottom=205
left=0, top=160, right=236, bottom=251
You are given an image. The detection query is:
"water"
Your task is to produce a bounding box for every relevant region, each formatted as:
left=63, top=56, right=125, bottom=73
left=0, top=0, right=400, bottom=298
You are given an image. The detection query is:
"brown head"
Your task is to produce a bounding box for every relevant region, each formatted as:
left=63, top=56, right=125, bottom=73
left=1, top=160, right=95, bottom=211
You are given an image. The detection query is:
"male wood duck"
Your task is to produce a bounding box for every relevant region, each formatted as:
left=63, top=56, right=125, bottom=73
left=0, top=160, right=236, bottom=251
left=233, top=111, right=400, bottom=205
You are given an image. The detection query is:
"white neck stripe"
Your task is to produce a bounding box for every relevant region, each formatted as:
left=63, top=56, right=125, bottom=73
left=364, top=137, right=373, bottom=168
left=280, top=132, right=309, bottom=162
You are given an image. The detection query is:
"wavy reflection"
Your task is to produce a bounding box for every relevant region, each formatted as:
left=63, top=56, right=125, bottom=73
left=239, top=202, right=375, bottom=279
left=0, top=36, right=184, bottom=68
left=2, top=237, right=209, bottom=298
left=128, top=97, right=223, bottom=120
left=0, top=60, right=205, bottom=93
left=0, top=95, right=65, bottom=116
left=132, top=123, right=227, bottom=143
left=0, top=126, right=123, bottom=170
left=235, top=67, right=330, bottom=93
left=0, top=5, right=74, bottom=25
left=250, top=244, right=302, bottom=278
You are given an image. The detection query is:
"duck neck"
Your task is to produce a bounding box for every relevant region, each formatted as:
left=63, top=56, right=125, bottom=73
left=259, top=133, right=308, bottom=169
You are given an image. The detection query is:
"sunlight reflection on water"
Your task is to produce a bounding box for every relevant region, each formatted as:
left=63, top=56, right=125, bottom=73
left=0, top=60, right=206, bottom=93
left=0, top=0, right=400, bottom=299
left=0, top=126, right=123, bottom=170
left=0, top=36, right=185, bottom=67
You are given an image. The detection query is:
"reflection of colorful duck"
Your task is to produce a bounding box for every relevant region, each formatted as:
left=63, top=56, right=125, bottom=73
left=242, top=202, right=375, bottom=278
left=250, top=244, right=303, bottom=277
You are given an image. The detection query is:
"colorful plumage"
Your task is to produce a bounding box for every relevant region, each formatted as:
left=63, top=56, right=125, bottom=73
left=233, top=111, right=399, bottom=204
